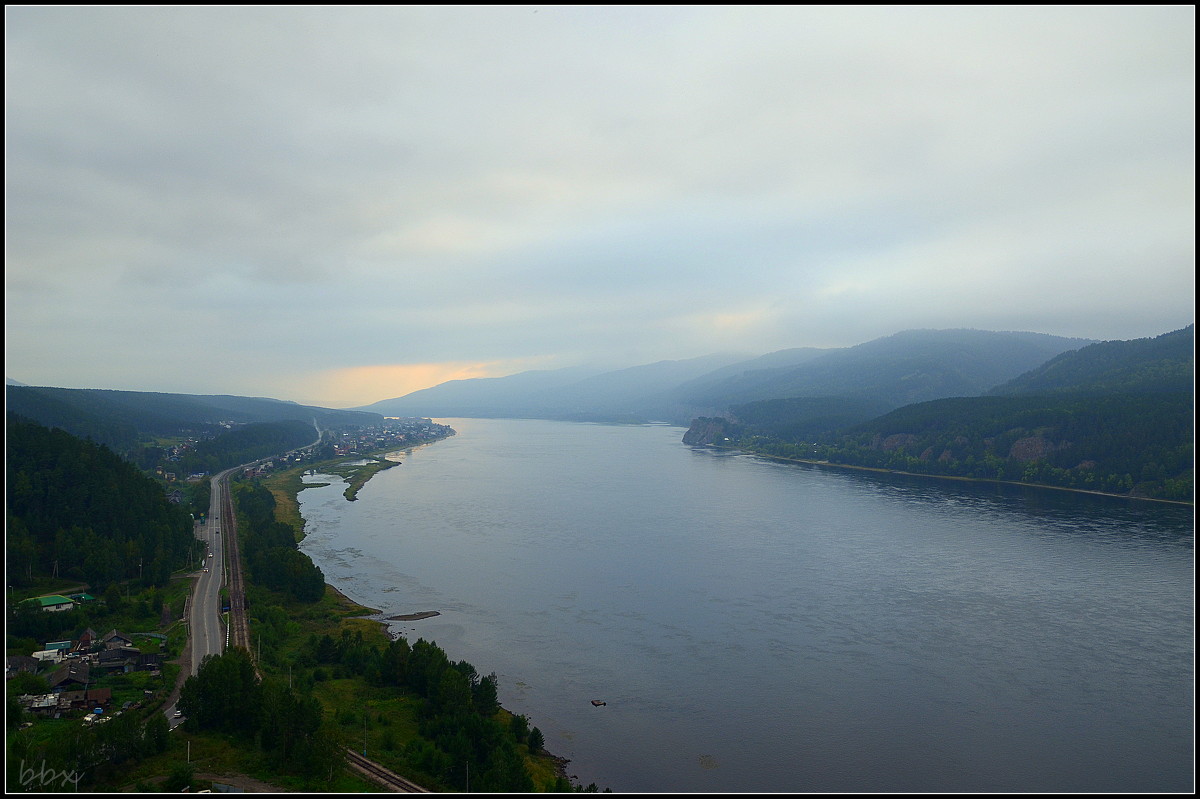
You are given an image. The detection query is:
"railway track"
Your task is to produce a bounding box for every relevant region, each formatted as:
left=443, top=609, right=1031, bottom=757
left=217, top=472, right=253, bottom=658
left=344, top=749, right=430, bottom=792
left=222, top=425, right=323, bottom=665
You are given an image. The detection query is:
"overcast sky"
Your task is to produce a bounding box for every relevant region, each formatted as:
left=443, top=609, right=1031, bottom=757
left=5, top=6, right=1194, bottom=408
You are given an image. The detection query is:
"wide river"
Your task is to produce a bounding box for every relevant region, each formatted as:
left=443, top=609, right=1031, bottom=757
left=297, top=417, right=1194, bottom=792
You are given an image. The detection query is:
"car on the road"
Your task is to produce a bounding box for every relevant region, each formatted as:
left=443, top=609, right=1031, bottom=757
left=173, top=711, right=183, bottom=718
left=202, top=567, right=209, bottom=573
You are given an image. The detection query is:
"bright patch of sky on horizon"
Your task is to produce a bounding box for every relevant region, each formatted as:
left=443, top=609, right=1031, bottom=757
left=5, top=6, right=1194, bottom=408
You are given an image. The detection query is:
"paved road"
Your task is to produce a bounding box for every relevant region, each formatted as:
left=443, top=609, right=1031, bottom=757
left=164, top=423, right=321, bottom=727
left=165, top=467, right=235, bottom=728
left=190, top=470, right=233, bottom=672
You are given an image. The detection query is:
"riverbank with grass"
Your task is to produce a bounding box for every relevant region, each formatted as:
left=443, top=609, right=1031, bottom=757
left=262, top=433, right=453, bottom=540
left=249, top=433, right=592, bottom=792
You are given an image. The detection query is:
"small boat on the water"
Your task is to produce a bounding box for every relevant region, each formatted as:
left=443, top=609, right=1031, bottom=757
left=591, top=700, right=606, bottom=707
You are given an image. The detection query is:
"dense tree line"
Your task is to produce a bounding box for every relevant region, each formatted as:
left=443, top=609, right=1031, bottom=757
left=5, top=418, right=197, bottom=590
left=735, top=392, right=1193, bottom=500
left=725, top=396, right=893, bottom=441
left=304, top=629, right=545, bottom=792
left=4, top=390, right=145, bottom=452
left=176, top=647, right=341, bottom=779
left=235, top=482, right=325, bottom=602
left=989, top=325, right=1194, bottom=396
left=176, top=636, right=551, bottom=792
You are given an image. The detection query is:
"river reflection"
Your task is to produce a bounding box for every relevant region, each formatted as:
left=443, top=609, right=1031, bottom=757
left=298, top=418, right=1194, bottom=792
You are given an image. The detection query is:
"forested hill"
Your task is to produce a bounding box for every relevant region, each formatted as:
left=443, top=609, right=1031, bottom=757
left=687, top=326, right=1194, bottom=501
left=989, top=325, right=1194, bottom=396
left=6, top=419, right=197, bottom=590
left=5, top=385, right=382, bottom=454
left=141, top=417, right=321, bottom=476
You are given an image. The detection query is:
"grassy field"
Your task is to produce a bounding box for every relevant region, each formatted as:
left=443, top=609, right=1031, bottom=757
left=261, top=455, right=399, bottom=539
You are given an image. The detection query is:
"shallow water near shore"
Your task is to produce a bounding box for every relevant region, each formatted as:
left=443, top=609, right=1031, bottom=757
left=297, top=417, right=1194, bottom=792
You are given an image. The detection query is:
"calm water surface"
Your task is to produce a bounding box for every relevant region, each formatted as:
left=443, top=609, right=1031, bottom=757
left=297, top=418, right=1194, bottom=792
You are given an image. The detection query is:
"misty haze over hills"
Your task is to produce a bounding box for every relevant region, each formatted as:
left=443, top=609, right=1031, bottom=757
left=10, top=327, right=1192, bottom=432
left=352, top=328, right=1097, bottom=424
left=6, top=324, right=1192, bottom=500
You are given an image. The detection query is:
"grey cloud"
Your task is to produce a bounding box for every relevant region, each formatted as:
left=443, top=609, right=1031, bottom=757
left=5, top=6, right=1193, bottom=402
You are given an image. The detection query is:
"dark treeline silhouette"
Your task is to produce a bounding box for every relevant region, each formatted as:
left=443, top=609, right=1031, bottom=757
left=235, top=482, right=325, bottom=603
left=6, top=385, right=378, bottom=456
left=735, top=392, right=1193, bottom=500
left=6, top=417, right=197, bottom=590
left=177, top=647, right=341, bottom=780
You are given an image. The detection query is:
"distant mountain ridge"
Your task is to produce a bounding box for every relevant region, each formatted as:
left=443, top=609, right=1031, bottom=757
left=676, top=329, right=1095, bottom=410
left=6, top=385, right=383, bottom=454
left=685, top=325, right=1194, bottom=501
left=355, top=352, right=757, bottom=423
left=355, top=329, right=1094, bottom=424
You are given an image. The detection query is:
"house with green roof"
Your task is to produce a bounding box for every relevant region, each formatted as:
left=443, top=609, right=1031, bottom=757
left=26, top=595, right=75, bottom=613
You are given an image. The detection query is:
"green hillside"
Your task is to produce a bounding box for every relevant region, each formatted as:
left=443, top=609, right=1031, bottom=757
left=686, top=327, right=1194, bottom=501
left=989, top=325, right=1194, bottom=396
left=6, top=385, right=382, bottom=453
left=6, top=419, right=198, bottom=590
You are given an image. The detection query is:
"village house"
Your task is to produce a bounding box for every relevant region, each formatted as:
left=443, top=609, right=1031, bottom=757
left=6, top=655, right=40, bottom=679
left=31, top=648, right=64, bottom=665
left=21, top=693, right=60, bottom=717
left=73, top=628, right=98, bottom=653
left=48, top=661, right=90, bottom=690
left=100, top=629, right=134, bottom=649
left=32, top=640, right=73, bottom=664
left=26, top=595, right=75, bottom=612
left=95, top=646, right=142, bottom=671
left=57, top=687, right=112, bottom=712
